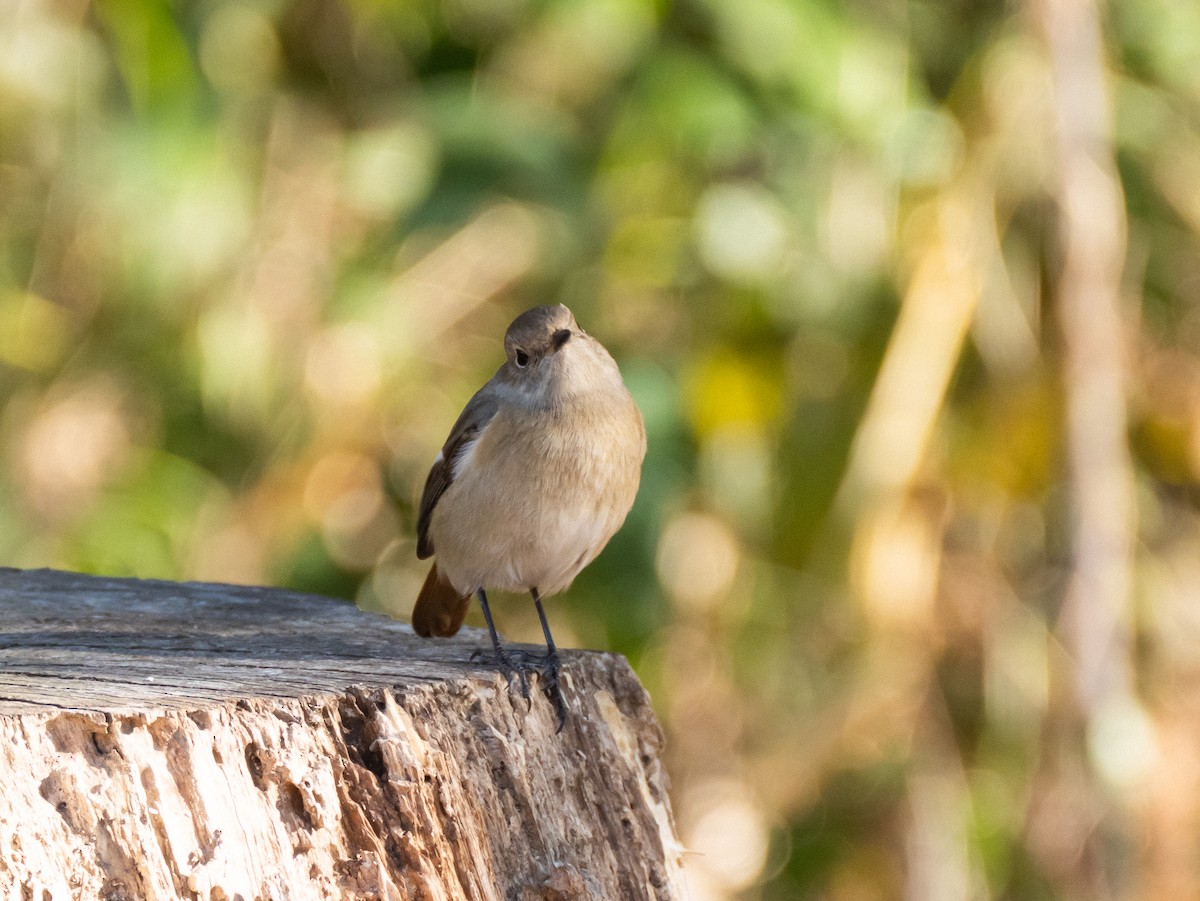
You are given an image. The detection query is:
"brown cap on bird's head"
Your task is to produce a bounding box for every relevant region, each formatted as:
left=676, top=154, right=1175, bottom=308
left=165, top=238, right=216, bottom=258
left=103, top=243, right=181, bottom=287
left=503, top=305, right=578, bottom=363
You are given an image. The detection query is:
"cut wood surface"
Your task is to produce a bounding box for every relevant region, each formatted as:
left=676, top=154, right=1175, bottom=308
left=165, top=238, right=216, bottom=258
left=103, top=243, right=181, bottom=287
left=0, top=568, right=683, bottom=900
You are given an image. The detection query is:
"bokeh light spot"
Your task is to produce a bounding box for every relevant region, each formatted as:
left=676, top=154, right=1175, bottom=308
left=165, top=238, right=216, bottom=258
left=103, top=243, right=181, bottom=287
left=656, top=512, right=740, bottom=612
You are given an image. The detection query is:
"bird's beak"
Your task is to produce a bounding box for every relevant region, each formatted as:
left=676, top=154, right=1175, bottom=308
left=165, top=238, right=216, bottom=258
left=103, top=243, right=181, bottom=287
left=550, top=328, right=572, bottom=352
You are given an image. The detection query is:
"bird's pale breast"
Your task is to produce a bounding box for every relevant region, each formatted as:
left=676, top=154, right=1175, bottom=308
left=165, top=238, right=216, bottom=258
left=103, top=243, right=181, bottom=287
left=429, top=389, right=645, bottom=596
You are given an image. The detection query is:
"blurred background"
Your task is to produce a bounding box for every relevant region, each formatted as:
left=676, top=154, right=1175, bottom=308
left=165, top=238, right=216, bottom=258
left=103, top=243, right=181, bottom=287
left=3, top=0, right=1200, bottom=897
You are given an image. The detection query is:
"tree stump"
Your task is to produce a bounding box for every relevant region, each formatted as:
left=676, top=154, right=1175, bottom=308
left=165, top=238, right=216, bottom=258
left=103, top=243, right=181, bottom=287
left=0, top=568, right=683, bottom=899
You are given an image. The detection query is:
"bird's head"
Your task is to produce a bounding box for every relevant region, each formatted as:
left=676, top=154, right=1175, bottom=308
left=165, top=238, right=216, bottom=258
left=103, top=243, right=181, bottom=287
left=496, top=304, right=619, bottom=406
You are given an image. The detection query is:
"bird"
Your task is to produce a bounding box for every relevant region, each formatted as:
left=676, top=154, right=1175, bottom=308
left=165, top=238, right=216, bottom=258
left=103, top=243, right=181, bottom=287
left=411, top=304, right=646, bottom=728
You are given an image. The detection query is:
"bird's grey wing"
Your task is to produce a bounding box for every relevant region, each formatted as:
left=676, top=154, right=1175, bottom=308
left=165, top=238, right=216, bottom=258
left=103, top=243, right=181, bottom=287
left=416, top=384, right=500, bottom=559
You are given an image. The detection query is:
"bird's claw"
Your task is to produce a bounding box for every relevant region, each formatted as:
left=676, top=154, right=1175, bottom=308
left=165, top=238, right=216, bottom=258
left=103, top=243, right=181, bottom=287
left=471, top=646, right=566, bottom=726
left=471, top=646, right=531, bottom=704
left=542, top=654, right=567, bottom=733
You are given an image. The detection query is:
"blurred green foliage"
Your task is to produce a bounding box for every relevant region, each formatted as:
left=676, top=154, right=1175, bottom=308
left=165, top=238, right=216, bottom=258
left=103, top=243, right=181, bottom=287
left=4, top=0, right=1200, bottom=897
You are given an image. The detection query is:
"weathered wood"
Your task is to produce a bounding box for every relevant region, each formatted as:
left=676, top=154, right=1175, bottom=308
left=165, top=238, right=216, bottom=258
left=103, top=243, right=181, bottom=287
left=0, top=568, right=683, bottom=899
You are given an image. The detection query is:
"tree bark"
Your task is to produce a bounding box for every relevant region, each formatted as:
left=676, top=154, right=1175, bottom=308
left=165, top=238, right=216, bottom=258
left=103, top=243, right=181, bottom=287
left=0, top=568, right=683, bottom=900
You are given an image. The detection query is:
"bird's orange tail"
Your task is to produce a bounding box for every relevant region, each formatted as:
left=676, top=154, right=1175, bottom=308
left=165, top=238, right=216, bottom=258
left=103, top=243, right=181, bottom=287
left=411, top=563, right=472, bottom=637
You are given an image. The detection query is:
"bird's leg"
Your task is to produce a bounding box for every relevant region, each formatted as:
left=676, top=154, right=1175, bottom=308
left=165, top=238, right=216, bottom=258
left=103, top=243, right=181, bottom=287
left=531, top=587, right=567, bottom=732
left=471, top=588, right=530, bottom=701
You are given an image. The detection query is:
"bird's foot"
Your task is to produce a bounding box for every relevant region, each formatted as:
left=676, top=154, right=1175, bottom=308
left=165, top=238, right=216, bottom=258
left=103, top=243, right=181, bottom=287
left=470, top=646, right=531, bottom=703
left=540, top=649, right=567, bottom=734
left=470, top=646, right=567, bottom=729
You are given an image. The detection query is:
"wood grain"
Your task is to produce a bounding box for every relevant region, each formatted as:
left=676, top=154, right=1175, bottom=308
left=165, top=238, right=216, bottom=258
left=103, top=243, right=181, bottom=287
left=0, top=568, right=683, bottom=899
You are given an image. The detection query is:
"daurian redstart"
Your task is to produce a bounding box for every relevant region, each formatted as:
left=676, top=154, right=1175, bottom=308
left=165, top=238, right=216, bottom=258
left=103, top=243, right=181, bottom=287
left=412, top=304, right=646, bottom=727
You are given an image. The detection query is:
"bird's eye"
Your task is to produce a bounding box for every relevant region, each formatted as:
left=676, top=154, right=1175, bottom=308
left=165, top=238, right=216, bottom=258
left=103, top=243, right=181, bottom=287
left=515, top=349, right=529, bottom=368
